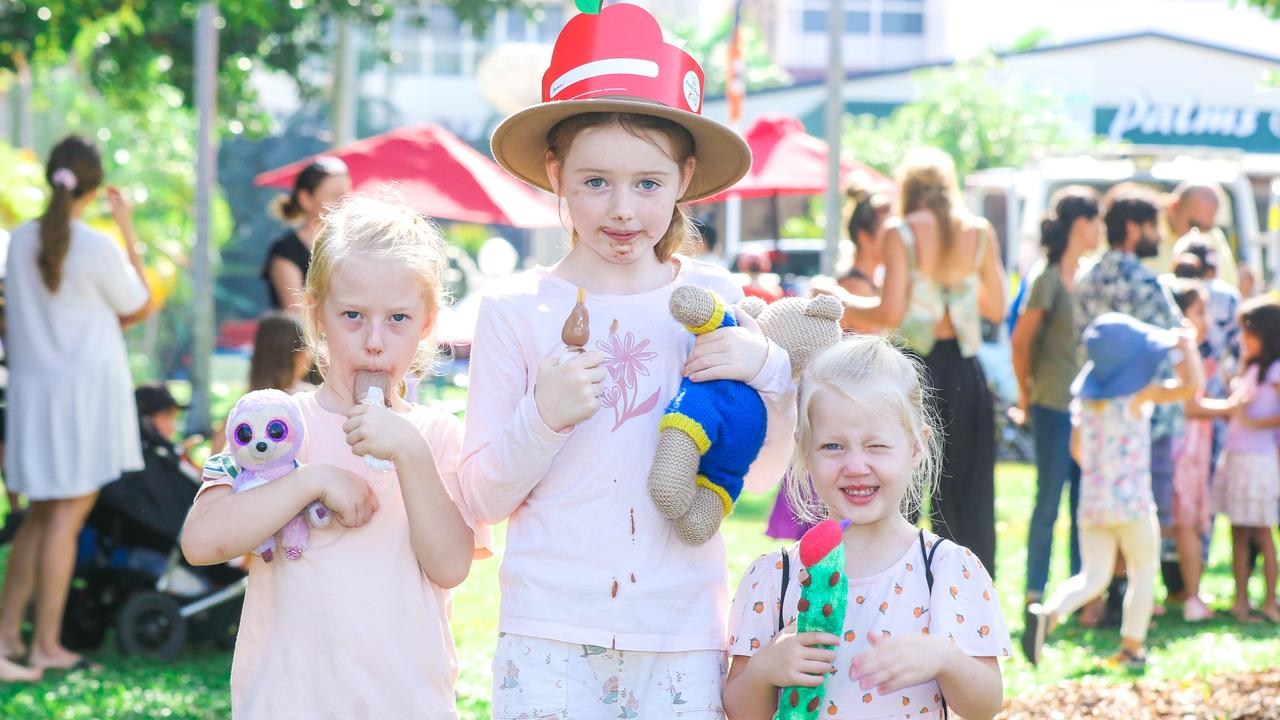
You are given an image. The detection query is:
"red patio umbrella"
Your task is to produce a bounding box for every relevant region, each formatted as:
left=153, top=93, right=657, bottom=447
left=253, top=123, right=560, bottom=228
left=703, top=113, right=893, bottom=203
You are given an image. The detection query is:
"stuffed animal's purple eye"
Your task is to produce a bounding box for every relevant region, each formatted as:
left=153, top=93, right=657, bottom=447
left=233, top=423, right=253, bottom=446
left=266, top=419, right=288, bottom=442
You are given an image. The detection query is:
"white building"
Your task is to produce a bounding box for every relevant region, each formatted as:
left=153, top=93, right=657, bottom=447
left=251, top=0, right=1280, bottom=148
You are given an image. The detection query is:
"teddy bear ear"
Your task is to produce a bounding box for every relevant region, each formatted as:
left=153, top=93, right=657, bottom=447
left=807, top=295, right=845, bottom=322
left=737, top=296, right=767, bottom=319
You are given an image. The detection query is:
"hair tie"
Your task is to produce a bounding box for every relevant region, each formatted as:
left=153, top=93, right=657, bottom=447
left=51, top=168, right=78, bottom=191
left=313, top=156, right=348, bottom=174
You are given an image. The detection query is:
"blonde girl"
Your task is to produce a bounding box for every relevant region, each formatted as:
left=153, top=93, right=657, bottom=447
left=183, top=195, right=490, bottom=718
left=725, top=336, right=1010, bottom=720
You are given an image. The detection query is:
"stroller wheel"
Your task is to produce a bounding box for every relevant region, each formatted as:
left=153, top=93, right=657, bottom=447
left=117, top=592, right=187, bottom=660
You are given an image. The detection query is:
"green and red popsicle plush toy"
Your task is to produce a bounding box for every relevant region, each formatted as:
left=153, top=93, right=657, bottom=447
left=776, top=519, right=848, bottom=720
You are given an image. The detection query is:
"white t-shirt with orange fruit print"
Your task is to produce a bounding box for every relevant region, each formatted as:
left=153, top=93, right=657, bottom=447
left=728, top=531, right=1011, bottom=719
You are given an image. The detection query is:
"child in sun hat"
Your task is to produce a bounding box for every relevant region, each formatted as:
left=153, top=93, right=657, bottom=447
left=460, top=4, right=798, bottom=717
left=1026, top=312, right=1202, bottom=670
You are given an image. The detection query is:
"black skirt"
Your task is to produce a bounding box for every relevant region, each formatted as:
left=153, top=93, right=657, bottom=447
left=918, top=339, right=997, bottom=577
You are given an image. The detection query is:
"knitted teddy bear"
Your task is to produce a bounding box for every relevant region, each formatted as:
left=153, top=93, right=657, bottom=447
left=648, top=286, right=843, bottom=544
left=217, top=389, right=330, bottom=562
left=776, top=519, right=848, bottom=720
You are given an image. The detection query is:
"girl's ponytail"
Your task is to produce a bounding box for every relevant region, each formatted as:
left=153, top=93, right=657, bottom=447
left=38, top=136, right=104, bottom=293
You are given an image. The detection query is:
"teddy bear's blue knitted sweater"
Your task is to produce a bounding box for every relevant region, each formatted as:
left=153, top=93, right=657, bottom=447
left=657, top=295, right=768, bottom=515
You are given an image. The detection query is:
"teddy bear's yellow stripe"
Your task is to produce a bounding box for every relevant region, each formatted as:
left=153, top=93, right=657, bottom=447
left=687, top=297, right=726, bottom=336
left=696, top=475, right=734, bottom=516
left=658, top=412, right=711, bottom=454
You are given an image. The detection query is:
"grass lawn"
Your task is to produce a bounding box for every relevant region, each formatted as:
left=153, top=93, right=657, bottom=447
left=1, top=461, right=1277, bottom=718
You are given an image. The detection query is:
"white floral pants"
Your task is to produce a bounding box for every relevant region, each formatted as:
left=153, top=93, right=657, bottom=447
left=490, top=633, right=726, bottom=719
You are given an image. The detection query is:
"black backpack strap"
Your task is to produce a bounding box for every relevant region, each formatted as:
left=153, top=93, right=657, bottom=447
left=920, top=529, right=944, bottom=593
left=777, top=548, right=791, bottom=634
left=919, top=530, right=950, bottom=719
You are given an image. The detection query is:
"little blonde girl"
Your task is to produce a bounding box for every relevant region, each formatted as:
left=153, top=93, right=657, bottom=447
left=724, top=336, right=1010, bottom=720
left=182, top=195, right=490, bottom=718
left=1212, top=295, right=1280, bottom=623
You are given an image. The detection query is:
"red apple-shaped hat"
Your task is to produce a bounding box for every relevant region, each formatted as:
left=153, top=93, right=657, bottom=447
left=490, top=3, right=751, bottom=202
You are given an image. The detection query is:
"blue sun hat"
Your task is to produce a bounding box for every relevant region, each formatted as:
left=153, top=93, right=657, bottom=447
left=1071, top=312, right=1179, bottom=400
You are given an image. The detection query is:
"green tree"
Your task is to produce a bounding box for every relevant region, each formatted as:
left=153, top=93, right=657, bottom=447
left=1239, top=0, right=1280, bottom=18
left=671, top=13, right=790, bottom=96
left=0, top=143, right=45, bottom=228
left=6, top=64, right=235, bottom=381
left=1237, top=1, right=1280, bottom=85
left=842, top=53, right=1086, bottom=181
left=0, top=0, right=535, bottom=135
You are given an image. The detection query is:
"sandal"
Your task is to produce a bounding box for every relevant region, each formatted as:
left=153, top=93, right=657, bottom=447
left=1107, top=647, right=1147, bottom=671
left=1182, top=598, right=1214, bottom=623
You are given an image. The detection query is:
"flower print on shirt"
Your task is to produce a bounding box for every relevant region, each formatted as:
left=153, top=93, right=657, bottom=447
left=596, top=328, right=661, bottom=431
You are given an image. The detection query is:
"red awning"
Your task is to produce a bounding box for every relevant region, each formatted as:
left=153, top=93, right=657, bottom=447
left=701, top=113, right=894, bottom=203
left=253, top=123, right=560, bottom=228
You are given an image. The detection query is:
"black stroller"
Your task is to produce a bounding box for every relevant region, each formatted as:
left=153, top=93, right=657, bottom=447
left=61, top=423, right=247, bottom=659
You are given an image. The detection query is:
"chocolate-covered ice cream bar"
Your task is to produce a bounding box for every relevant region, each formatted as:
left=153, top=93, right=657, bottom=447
left=560, top=288, right=590, bottom=361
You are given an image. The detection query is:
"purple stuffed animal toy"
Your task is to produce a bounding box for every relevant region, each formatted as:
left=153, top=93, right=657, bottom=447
left=224, top=389, right=330, bottom=562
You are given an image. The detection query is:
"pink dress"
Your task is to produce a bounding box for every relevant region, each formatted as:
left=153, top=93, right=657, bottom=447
left=198, top=391, right=491, bottom=719
left=728, top=533, right=1011, bottom=719
left=1213, top=361, right=1280, bottom=527
left=1173, top=361, right=1216, bottom=534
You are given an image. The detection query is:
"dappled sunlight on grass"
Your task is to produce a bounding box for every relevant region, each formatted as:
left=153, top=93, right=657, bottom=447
left=0, top=463, right=1275, bottom=718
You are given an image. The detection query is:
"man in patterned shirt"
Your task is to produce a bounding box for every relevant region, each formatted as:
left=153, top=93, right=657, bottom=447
left=1073, top=185, right=1190, bottom=613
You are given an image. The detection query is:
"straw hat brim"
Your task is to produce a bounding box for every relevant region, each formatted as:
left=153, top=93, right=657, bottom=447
left=491, top=98, right=751, bottom=203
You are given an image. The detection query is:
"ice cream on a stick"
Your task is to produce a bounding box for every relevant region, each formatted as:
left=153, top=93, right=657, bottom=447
left=353, top=369, right=394, bottom=471
left=560, top=287, right=590, bottom=362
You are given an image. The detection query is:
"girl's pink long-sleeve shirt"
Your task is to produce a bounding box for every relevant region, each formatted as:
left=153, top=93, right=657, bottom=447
left=459, top=258, right=796, bottom=652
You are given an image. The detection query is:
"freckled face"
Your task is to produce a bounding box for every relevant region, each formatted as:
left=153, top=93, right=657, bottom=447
left=546, top=124, right=693, bottom=266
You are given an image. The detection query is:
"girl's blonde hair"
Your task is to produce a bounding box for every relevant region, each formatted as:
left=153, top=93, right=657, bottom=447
left=897, top=147, right=965, bottom=259
left=302, top=193, right=449, bottom=378
left=546, top=112, right=699, bottom=262
left=786, top=335, right=942, bottom=524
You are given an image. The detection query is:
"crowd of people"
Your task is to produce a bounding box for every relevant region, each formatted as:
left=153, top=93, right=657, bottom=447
left=793, top=168, right=1277, bottom=669
left=0, top=3, right=1275, bottom=718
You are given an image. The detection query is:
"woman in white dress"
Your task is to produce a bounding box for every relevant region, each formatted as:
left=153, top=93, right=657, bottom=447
left=1, top=136, right=151, bottom=680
